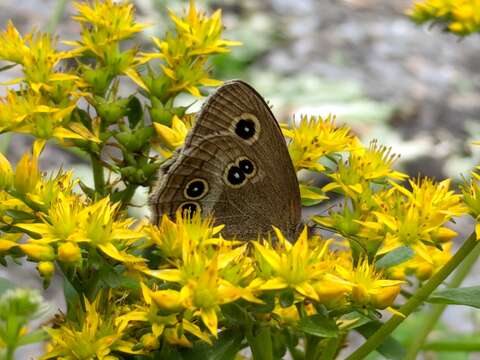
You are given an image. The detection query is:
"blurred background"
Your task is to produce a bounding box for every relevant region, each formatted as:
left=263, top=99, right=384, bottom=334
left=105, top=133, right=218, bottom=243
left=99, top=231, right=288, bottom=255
left=1, top=0, right=480, bottom=358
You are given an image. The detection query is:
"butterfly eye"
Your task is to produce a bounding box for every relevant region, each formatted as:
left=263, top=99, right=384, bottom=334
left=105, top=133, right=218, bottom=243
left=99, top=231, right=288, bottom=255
left=238, top=158, right=255, bottom=177
left=232, top=113, right=260, bottom=143
left=184, top=179, right=208, bottom=200
left=225, top=165, right=246, bottom=188
left=179, top=202, right=200, bottom=217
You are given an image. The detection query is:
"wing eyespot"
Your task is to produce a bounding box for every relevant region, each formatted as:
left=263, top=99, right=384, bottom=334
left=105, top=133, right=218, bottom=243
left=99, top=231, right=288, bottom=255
left=231, top=113, right=260, bottom=144
left=237, top=157, right=256, bottom=178
left=179, top=202, right=200, bottom=217
left=184, top=178, right=209, bottom=200
left=223, top=157, right=257, bottom=188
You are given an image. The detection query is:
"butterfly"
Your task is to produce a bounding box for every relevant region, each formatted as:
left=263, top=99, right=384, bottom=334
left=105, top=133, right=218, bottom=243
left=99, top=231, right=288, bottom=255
left=150, top=80, right=301, bottom=240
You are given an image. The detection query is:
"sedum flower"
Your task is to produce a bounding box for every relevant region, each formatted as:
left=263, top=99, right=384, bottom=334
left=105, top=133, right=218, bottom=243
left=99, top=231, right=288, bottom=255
left=144, top=211, right=223, bottom=260
left=17, top=194, right=146, bottom=266
left=284, top=115, right=359, bottom=172
left=153, top=115, right=190, bottom=157
left=369, top=178, right=466, bottom=251
left=68, top=0, right=148, bottom=91
left=13, top=139, right=43, bottom=194
left=116, top=283, right=211, bottom=348
left=337, top=259, right=403, bottom=309
left=0, top=152, right=13, bottom=190
left=324, top=140, right=407, bottom=199
left=461, top=171, right=480, bottom=239
left=57, top=242, right=82, bottom=263
left=252, top=227, right=345, bottom=301
left=0, top=21, right=76, bottom=90
left=408, top=0, right=480, bottom=35
left=142, top=0, right=240, bottom=99
left=42, top=293, right=139, bottom=360
left=167, top=0, right=241, bottom=56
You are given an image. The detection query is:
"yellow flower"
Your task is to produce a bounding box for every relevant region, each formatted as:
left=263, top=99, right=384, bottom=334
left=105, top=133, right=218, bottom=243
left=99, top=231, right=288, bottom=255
left=408, top=0, right=480, bottom=35
left=17, top=194, right=146, bottom=266
left=42, top=293, right=139, bottom=360
left=337, top=259, right=403, bottom=309
left=58, top=242, right=82, bottom=263
left=0, top=152, right=13, bottom=190
left=0, top=21, right=75, bottom=89
left=37, top=261, right=55, bottom=280
left=153, top=115, right=190, bottom=157
left=116, top=283, right=211, bottom=347
left=371, top=178, right=466, bottom=249
left=324, top=140, right=407, bottom=198
left=252, top=227, right=342, bottom=301
left=145, top=211, right=223, bottom=260
left=0, top=233, right=22, bottom=253
left=142, top=0, right=240, bottom=99
left=0, top=89, right=93, bottom=142
left=13, top=140, right=43, bottom=194
left=284, top=115, right=359, bottom=172
left=461, top=171, right=480, bottom=238
left=68, top=0, right=148, bottom=91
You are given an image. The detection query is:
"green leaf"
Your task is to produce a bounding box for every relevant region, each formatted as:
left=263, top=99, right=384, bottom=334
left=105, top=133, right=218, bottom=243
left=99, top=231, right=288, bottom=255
left=5, top=209, right=37, bottom=222
left=0, top=277, right=15, bottom=295
left=356, top=321, right=405, bottom=360
left=341, top=311, right=373, bottom=330
left=17, top=329, right=49, bottom=346
left=279, top=289, right=294, bottom=308
left=428, top=286, right=480, bottom=308
left=208, top=329, right=244, bottom=360
left=297, top=314, right=339, bottom=338
left=127, top=96, right=143, bottom=128
left=0, top=63, right=18, bottom=73
left=375, top=246, right=414, bottom=269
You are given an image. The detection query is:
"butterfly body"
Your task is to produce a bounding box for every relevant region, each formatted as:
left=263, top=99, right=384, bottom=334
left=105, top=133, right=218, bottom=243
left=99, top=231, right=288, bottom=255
left=150, top=80, right=301, bottom=240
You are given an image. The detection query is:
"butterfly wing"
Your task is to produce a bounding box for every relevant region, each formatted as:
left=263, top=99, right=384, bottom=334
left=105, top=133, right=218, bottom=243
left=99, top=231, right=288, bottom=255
left=150, top=80, right=301, bottom=240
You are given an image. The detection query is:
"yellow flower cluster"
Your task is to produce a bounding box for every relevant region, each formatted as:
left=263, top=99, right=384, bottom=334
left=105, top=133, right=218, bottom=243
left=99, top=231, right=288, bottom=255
left=141, top=0, right=241, bottom=100
left=408, top=0, right=480, bottom=35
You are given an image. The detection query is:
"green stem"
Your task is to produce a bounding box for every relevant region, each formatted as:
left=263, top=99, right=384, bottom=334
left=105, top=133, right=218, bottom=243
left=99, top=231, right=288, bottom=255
left=304, top=336, right=322, bottom=360
left=91, top=154, right=106, bottom=196
left=45, top=0, right=68, bottom=33
left=346, top=232, right=479, bottom=360
left=404, top=236, right=480, bottom=360
left=319, top=336, right=341, bottom=360
left=245, top=323, right=273, bottom=360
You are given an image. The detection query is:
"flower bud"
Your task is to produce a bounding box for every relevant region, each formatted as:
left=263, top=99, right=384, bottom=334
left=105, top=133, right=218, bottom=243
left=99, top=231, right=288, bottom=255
left=415, top=262, right=433, bottom=281
left=371, top=285, right=400, bottom=309
left=312, top=280, right=350, bottom=308
left=37, top=261, right=55, bottom=279
left=58, top=242, right=81, bottom=263
left=150, top=289, right=183, bottom=313
left=19, top=244, right=55, bottom=261
left=0, top=152, right=13, bottom=190
left=14, top=153, right=40, bottom=194
left=431, top=227, right=457, bottom=243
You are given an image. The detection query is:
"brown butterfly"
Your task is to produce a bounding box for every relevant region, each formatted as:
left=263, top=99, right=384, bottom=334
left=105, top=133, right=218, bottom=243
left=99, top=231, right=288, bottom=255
left=150, top=80, right=301, bottom=240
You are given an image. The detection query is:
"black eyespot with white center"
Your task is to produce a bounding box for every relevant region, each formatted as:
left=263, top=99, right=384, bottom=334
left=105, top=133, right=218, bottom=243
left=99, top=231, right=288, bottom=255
left=227, top=166, right=246, bottom=185
left=179, top=202, right=199, bottom=217
left=239, top=158, right=254, bottom=176
left=184, top=178, right=208, bottom=200
left=231, top=114, right=260, bottom=144
left=235, top=119, right=256, bottom=140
